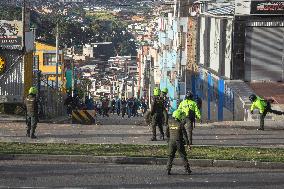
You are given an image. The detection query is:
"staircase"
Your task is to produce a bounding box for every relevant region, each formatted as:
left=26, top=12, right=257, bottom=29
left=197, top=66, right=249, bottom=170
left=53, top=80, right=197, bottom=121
left=226, top=80, right=284, bottom=121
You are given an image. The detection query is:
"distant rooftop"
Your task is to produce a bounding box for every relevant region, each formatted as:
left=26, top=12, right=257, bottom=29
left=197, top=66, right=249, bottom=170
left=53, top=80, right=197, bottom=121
left=206, top=5, right=235, bottom=16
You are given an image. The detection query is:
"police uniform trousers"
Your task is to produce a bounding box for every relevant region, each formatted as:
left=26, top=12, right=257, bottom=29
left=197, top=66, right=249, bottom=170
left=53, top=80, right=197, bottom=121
left=182, top=118, right=194, bottom=145
left=163, top=109, right=168, bottom=126
left=151, top=113, right=164, bottom=139
left=260, top=103, right=283, bottom=130
left=26, top=114, right=38, bottom=135
left=167, top=140, right=190, bottom=171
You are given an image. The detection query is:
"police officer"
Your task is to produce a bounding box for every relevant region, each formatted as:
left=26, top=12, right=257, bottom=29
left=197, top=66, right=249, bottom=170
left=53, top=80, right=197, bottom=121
left=249, top=94, right=284, bottom=130
left=150, top=87, right=165, bottom=141
left=25, top=87, right=39, bottom=139
left=161, top=88, right=170, bottom=127
left=166, top=109, right=191, bottom=175
left=178, top=91, right=201, bottom=145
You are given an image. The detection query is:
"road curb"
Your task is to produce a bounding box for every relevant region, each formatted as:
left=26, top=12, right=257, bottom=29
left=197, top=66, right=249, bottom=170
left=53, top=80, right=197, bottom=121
left=0, top=120, right=25, bottom=123
left=1, top=154, right=283, bottom=169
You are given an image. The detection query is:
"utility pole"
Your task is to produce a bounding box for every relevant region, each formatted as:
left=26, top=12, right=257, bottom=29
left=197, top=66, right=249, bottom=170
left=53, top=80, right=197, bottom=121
left=177, top=17, right=183, bottom=106
left=71, top=47, right=75, bottom=97
left=132, top=76, right=134, bottom=97
left=22, top=0, right=26, bottom=51
left=178, top=30, right=182, bottom=103
left=282, top=33, right=284, bottom=81
left=55, top=23, right=59, bottom=90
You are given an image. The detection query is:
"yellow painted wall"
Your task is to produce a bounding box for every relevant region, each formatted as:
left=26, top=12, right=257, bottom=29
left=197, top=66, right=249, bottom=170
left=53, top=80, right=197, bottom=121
left=35, top=42, right=64, bottom=81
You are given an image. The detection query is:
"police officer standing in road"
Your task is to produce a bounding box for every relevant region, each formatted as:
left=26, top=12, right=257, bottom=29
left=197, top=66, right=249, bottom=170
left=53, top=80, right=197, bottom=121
left=166, top=109, right=192, bottom=175
left=150, top=87, right=165, bottom=141
left=249, top=94, right=284, bottom=131
left=161, top=88, right=170, bottom=127
left=25, top=87, right=39, bottom=139
left=178, top=91, right=201, bottom=145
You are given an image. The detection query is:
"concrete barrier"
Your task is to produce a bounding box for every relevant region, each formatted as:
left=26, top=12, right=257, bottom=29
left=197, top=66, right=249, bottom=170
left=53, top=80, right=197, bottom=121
left=72, top=110, right=96, bottom=124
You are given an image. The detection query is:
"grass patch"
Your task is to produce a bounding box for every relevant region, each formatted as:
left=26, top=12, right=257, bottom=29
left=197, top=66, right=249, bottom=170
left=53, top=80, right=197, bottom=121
left=0, top=142, right=283, bottom=163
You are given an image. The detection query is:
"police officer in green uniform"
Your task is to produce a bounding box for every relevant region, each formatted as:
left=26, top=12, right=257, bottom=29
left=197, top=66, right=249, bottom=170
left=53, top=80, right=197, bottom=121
left=178, top=91, right=201, bottom=145
left=166, top=109, right=191, bottom=175
left=25, top=87, right=39, bottom=139
left=249, top=94, right=284, bottom=130
left=150, top=87, right=165, bottom=141
left=161, top=88, right=169, bottom=127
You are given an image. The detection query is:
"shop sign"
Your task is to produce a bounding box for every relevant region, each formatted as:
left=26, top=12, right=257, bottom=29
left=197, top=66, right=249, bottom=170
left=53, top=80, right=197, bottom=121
left=251, top=1, right=284, bottom=14
left=0, top=20, right=23, bottom=50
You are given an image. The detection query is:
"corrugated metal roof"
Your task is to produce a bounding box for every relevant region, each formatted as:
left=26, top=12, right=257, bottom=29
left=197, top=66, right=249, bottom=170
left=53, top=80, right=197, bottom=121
left=207, top=5, right=235, bottom=16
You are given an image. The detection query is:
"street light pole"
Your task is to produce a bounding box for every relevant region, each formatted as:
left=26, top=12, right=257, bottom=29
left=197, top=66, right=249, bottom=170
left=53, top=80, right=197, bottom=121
left=55, top=23, right=59, bottom=90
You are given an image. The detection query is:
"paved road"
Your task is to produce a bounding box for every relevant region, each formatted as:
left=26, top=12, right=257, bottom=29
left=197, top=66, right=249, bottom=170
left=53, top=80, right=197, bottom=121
left=0, top=160, right=283, bottom=189
left=0, top=115, right=284, bottom=148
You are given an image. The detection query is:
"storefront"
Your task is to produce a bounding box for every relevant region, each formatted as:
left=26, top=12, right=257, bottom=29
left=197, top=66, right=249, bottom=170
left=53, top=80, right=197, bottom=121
left=233, top=0, right=284, bottom=82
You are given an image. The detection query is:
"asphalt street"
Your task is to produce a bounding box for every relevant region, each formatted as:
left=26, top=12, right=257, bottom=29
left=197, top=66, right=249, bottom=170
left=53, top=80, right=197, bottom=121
left=0, top=160, right=283, bottom=189
left=0, top=115, right=284, bottom=148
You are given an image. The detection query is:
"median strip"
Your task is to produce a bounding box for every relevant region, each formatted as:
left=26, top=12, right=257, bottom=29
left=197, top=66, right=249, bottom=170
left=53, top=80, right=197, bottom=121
left=0, top=142, right=283, bottom=163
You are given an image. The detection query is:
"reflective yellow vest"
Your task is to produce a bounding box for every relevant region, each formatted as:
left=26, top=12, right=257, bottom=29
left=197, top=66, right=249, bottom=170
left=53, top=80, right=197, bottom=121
left=178, top=99, right=201, bottom=120
left=250, top=96, right=267, bottom=114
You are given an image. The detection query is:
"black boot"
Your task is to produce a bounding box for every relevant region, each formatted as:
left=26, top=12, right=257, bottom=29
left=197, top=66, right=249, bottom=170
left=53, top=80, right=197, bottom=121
left=185, top=163, right=192, bottom=175
left=30, top=134, right=37, bottom=139
left=151, top=137, right=157, bottom=141
left=26, top=130, right=30, bottom=137
left=167, top=169, right=171, bottom=175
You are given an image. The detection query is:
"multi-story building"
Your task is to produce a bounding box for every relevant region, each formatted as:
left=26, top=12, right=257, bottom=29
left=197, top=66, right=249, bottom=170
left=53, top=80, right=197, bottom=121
left=188, top=0, right=284, bottom=121
left=34, top=42, right=64, bottom=87
left=156, top=1, right=190, bottom=112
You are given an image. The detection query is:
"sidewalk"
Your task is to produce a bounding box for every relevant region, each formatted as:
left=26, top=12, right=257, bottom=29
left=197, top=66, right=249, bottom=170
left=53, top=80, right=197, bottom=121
left=0, top=114, right=70, bottom=124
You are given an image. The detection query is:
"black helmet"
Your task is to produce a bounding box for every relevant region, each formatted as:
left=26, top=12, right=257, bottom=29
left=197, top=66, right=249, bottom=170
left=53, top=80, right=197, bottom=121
left=249, top=94, right=257, bottom=102
left=185, top=91, right=193, bottom=100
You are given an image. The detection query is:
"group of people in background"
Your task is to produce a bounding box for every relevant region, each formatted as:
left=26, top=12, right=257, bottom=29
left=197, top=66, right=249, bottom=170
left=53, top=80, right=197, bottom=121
left=94, top=96, right=148, bottom=118
left=63, top=90, right=149, bottom=119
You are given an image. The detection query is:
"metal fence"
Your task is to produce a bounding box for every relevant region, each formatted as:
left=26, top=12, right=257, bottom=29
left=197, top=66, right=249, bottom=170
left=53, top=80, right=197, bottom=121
left=38, top=76, right=67, bottom=119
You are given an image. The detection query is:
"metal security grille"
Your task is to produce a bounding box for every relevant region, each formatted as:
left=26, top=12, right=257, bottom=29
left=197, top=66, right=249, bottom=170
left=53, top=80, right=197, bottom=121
left=0, top=49, right=24, bottom=102
left=244, top=26, right=284, bottom=81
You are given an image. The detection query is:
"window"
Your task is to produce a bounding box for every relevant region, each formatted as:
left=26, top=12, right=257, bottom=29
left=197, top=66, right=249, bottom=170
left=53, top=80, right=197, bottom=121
left=43, top=53, right=56, bottom=66
left=43, top=53, right=62, bottom=66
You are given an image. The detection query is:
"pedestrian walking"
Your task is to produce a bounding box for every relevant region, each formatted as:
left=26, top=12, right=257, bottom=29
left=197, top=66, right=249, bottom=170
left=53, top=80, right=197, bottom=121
left=249, top=94, right=284, bottom=130
left=121, top=98, right=127, bottom=118
left=111, top=98, right=116, bottom=115
left=64, top=92, right=73, bottom=117
left=102, top=97, right=109, bottom=117
left=141, top=98, right=148, bottom=116
left=150, top=87, right=165, bottom=141
left=166, top=109, right=192, bottom=175
left=115, top=97, right=121, bottom=116
left=133, top=97, right=139, bottom=117
left=127, top=97, right=134, bottom=118
left=24, top=87, right=39, bottom=139
left=96, top=99, right=103, bottom=115
left=178, top=91, right=201, bottom=145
